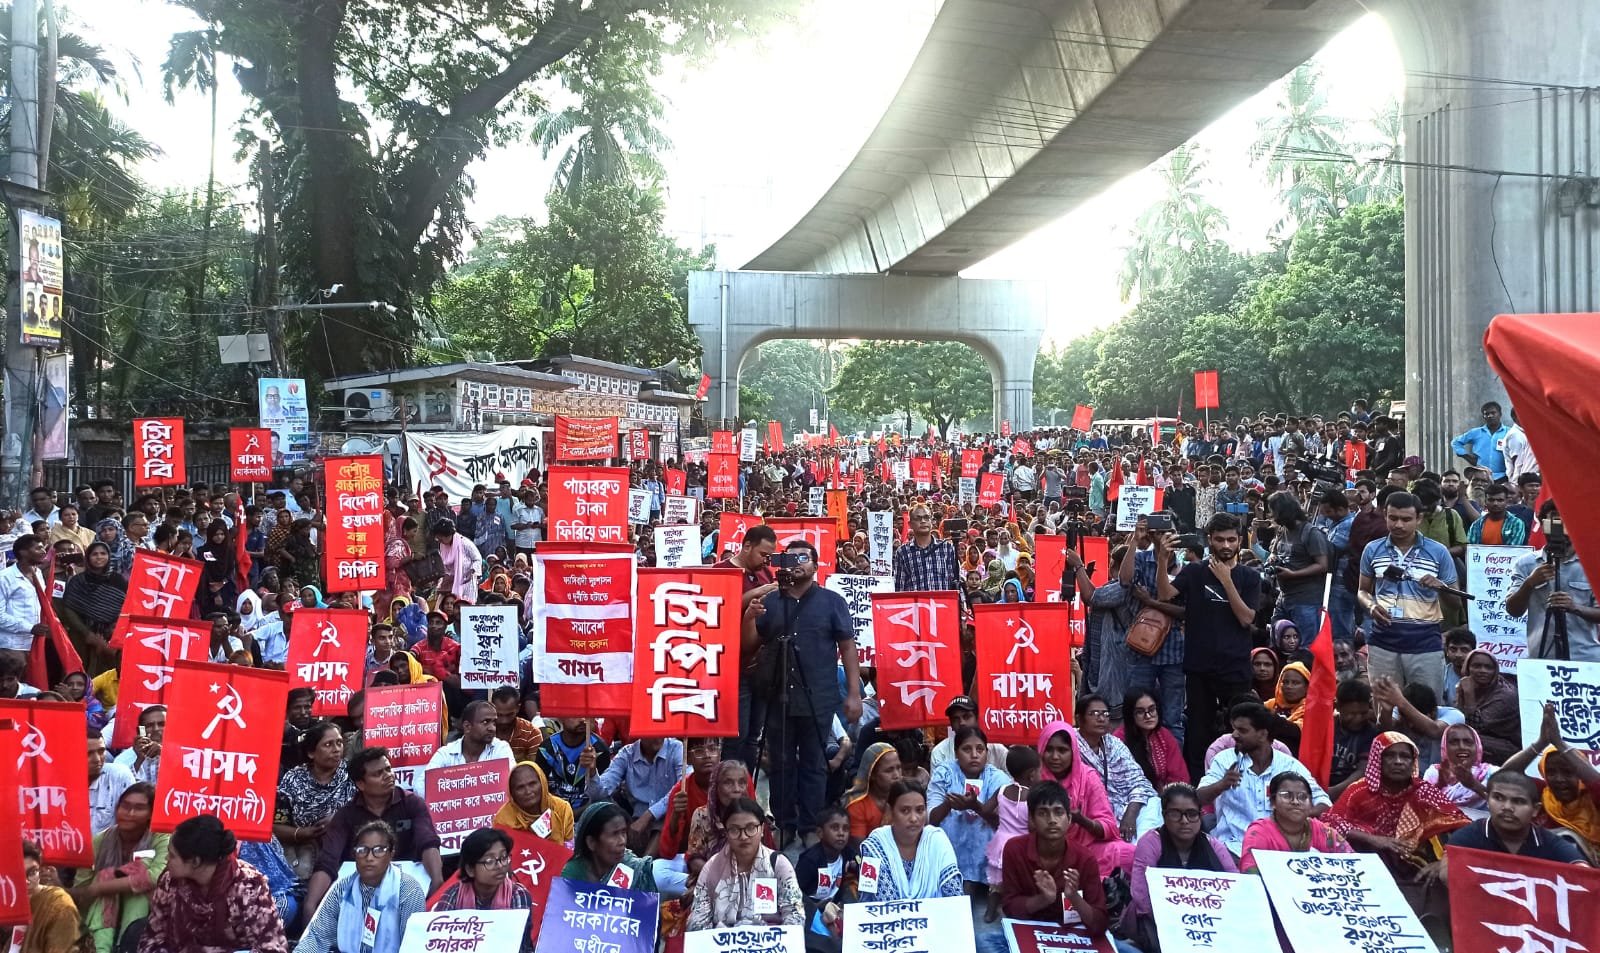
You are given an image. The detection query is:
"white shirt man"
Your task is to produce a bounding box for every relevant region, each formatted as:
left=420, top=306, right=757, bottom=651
left=0, top=551, right=44, bottom=653
left=426, top=735, right=513, bottom=770
left=89, top=759, right=136, bottom=832
left=511, top=500, right=544, bottom=551
left=1502, top=424, right=1538, bottom=483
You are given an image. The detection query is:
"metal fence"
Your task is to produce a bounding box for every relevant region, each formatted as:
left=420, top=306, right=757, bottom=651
left=42, top=460, right=235, bottom=503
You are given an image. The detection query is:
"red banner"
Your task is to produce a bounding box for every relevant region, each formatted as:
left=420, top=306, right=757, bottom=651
left=1070, top=404, right=1094, bottom=432
left=706, top=453, right=739, bottom=499
left=960, top=449, right=983, bottom=478
left=974, top=603, right=1075, bottom=745
left=664, top=468, right=687, bottom=496
left=910, top=457, right=933, bottom=488
left=287, top=608, right=368, bottom=717
left=0, top=723, right=26, bottom=928
left=501, top=828, right=573, bottom=949
left=111, top=618, right=211, bottom=750
left=1343, top=439, right=1368, bottom=477
left=427, top=760, right=511, bottom=853
left=132, top=417, right=186, bottom=487
left=547, top=466, right=630, bottom=544
left=1078, top=535, right=1111, bottom=589
left=999, top=420, right=1011, bottom=437
left=1032, top=535, right=1066, bottom=603
left=108, top=550, right=202, bottom=649
left=628, top=429, right=650, bottom=461
left=364, top=682, right=443, bottom=791
left=1004, top=920, right=1114, bottom=953
left=696, top=373, right=711, bottom=401
left=629, top=568, right=743, bottom=737
left=767, top=518, right=837, bottom=584
left=554, top=415, right=618, bottom=461
left=229, top=427, right=273, bottom=483
left=767, top=421, right=783, bottom=451
left=1194, top=370, right=1220, bottom=409
left=712, top=431, right=735, bottom=455
left=0, top=700, right=92, bottom=866
left=870, top=592, right=962, bottom=730
left=827, top=489, right=849, bottom=543
left=1011, top=438, right=1033, bottom=457
left=324, top=454, right=386, bottom=593
left=532, top=553, right=635, bottom=717
left=717, top=512, right=763, bottom=555
left=977, top=471, right=1004, bottom=508
left=156, top=662, right=288, bottom=841
left=1448, top=845, right=1600, bottom=952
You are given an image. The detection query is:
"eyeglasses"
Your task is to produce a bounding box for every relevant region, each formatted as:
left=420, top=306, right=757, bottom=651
left=1084, top=709, right=1111, bottom=719
left=352, top=845, right=393, bottom=858
left=727, top=822, right=763, bottom=839
left=688, top=741, right=724, bottom=753
left=475, top=853, right=512, bottom=869
left=1133, top=705, right=1159, bottom=718
left=1275, top=791, right=1312, bottom=803
left=1163, top=809, right=1201, bottom=822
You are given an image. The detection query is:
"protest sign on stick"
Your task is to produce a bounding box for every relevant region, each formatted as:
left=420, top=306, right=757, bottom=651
left=459, top=604, right=520, bottom=690
left=1447, top=845, right=1600, bottom=953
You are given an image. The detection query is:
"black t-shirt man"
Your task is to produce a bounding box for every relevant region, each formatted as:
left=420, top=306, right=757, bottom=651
left=1169, top=561, right=1262, bottom=680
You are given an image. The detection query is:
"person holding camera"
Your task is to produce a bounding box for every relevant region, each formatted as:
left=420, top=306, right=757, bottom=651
left=1264, top=493, right=1332, bottom=646
left=1506, top=500, right=1599, bottom=661
left=1357, top=492, right=1460, bottom=696
left=743, top=540, right=863, bottom=849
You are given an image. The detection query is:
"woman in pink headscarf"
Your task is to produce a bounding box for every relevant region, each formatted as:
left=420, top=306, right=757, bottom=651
left=430, top=518, right=481, bottom=605
left=1036, top=720, right=1133, bottom=874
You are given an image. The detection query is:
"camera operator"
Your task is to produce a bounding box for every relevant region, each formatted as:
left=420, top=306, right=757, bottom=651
left=742, top=540, right=863, bottom=848
left=1506, top=500, right=1599, bottom=661
left=1264, top=492, right=1332, bottom=646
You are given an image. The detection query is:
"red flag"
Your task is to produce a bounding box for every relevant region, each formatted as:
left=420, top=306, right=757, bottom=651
left=287, top=608, right=368, bottom=717
left=229, top=427, right=273, bottom=482
left=1078, top=536, right=1111, bottom=589
left=973, top=603, right=1075, bottom=745
left=767, top=518, right=837, bottom=584
left=0, top=699, right=93, bottom=865
left=1342, top=439, right=1368, bottom=480
left=1448, top=845, right=1600, bottom=949
left=767, top=420, right=783, bottom=451
left=1032, top=535, right=1066, bottom=603
left=1150, top=419, right=1161, bottom=446
left=364, top=683, right=443, bottom=791
left=1527, top=480, right=1555, bottom=548
left=706, top=453, right=739, bottom=499
left=1106, top=456, right=1124, bottom=502
left=498, top=828, right=573, bottom=949
left=26, top=558, right=79, bottom=691
left=0, top=722, right=27, bottom=928
left=664, top=468, right=687, bottom=496
left=712, top=431, right=735, bottom=455
left=553, top=415, right=619, bottom=461
left=111, top=618, right=212, bottom=750
left=531, top=552, right=635, bottom=718
left=1299, top=605, right=1336, bottom=786
left=876, top=436, right=887, bottom=458
left=960, top=449, right=983, bottom=478
left=851, top=469, right=865, bottom=493
left=1194, top=370, right=1220, bottom=409
left=1070, top=404, right=1094, bottom=432
left=829, top=424, right=839, bottom=446
left=696, top=373, right=711, bottom=400
left=546, top=466, right=630, bottom=543
left=154, top=661, right=289, bottom=841
left=977, top=472, right=1004, bottom=508
left=233, top=497, right=252, bottom=593
left=629, top=568, right=743, bottom=737
left=1136, top=457, right=1151, bottom=486
left=132, top=417, right=186, bottom=487
left=108, top=551, right=203, bottom=648
left=324, top=454, right=386, bottom=593
left=871, top=592, right=963, bottom=730
left=1000, top=420, right=1011, bottom=437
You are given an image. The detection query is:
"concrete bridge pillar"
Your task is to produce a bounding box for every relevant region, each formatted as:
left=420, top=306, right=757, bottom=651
left=1377, top=0, right=1600, bottom=468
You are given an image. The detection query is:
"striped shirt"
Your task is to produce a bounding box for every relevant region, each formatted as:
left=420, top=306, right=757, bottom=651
left=1360, top=535, right=1457, bottom=654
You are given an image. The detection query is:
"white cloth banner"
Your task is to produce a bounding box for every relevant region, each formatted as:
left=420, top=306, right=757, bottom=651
left=843, top=896, right=972, bottom=953
left=1146, top=868, right=1272, bottom=952
left=867, top=510, right=893, bottom=577
left=655, top=525, right=703, bottom=569
left=958, top=476, right=977, bottom=506
left=1517, top=658, right=1600, bottom=769
left=664, top=495, right=698, bottom=526
left=458, top=604, right=520, bottom=690
left=685, top=924, right=803, bottom=953
left=808, top=486, right=826, bottom=516
left=826, top=574, right=893, bottom=667
left=1253, top=851, right=1438, bottom=953
left=531, top=552, right=635, bottom=684
left=629, top=488, right=651, bottom=525
left=739, top=428, right=758, bottom=462
left=893, top=460, right=911, bottom=486
left=1116, top=485, right=1159, bottom=531
left=405, top=426, right=545, bottom=501
left=399, top=910, right=530, bottom=953
left=1465, top=544, right=1535, bottom=666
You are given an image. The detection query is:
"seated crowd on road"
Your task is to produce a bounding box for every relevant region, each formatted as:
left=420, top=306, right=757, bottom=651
left=2, top=398, right=1595, bottom=953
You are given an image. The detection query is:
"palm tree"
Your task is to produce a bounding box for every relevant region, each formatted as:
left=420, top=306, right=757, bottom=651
left=1118, top=145, right=1229, bottom=300
left=1252, top=63, right=1354, bottom=232
left=531, top=46, right=671, bottom=201
left=1354, top=98, right=1403, bottom=204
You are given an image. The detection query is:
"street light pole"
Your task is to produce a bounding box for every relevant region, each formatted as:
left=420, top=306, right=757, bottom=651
left=2, top=0, right=43, bottom=505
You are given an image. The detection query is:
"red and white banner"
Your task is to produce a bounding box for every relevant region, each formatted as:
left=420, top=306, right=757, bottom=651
left=629, top=569, right=742, bottom=737
left=977, top=472, right=1004, bottom=508
left=403, top=427, right=545, bottom=502
left=286, top=608, right=368, bottom=717
left=1011, top=438, right=1033, bottom=457
left=712, top=431, right=735, bottom=455
left=531, top=553, right=635, bottom=709
left=364, top=683, right=443, bottom=792
left=1194, top=370, right=1220, bottom=410
left=0, top=723, right=27, bottom=929
left=870, top=593, right=962, bottom=731
left=960, top=449, right=983, bottom=479
left=554, top=415, right=618, bottom=461
left=546, top=465, right=630, bottom=544
left=664, top=468, right=687, bottom=496
left=111, top=618, right=211, bottom=750
left=132, top=417, right=186, bottom=487
left=108, top=550, right=202, bottom=649
left=974, top=603, right=1075, bottom=744
left=766, top=518, right=837, bottom=584
left=910, top=457, right=933, bottom=489
left=766, top=421, right=783, bottom=451
left=0, top=700, right=93, bottom=866
left=707, top=453, right=739, bottom=499
left=229, top=427, right=274, bottom=483
left=999, top=420, right=1011, bottom=437
left=154, top=661, right=288, bottom=841
left=1032, top=535, right=1066, bottom=603
left=696, top=373, right=711, bottom=401
left=500, top=828, right=573, bottom=949
left=628, top=429, right=650, bottom=461
left=1070, top=404, right=1094, bottom=432
left=717, top=512, right=763, bottom=555
left=427, top=759, right=512, bottom=853
left=324, top=454, right=386, bottom=593
left=1448, top=845, right=1600, bottom=952
left=1004, top=920, right=1114, bottom=953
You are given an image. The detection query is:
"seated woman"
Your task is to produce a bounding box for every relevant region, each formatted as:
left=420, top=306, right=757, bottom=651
left=1127, top=783, right=1235, bottom=942
left=856, top=781, right=964, bottom=903
left=71, top=783, right=167, bottom=953
left=1323, top=733, right=1468, bottom=875
left=926, top=726, right=1008, bottom=894
left=1037, top=721, right=1132, bottom=874
left=1455, top=650, right=1521, bottom=764
left=997, top=781, right=1110, bottom=937
left=1115, top=689, right=1189, bottom=791
left=293, top=821, right=426, bottom=953
left=274, top=720, right=356, bottom=883
left=1503, top=702, right=1600, bottom=864
left=1270, top=620, right=1313, bottom=668
left=1421, top=724, right=1494, bottom=812
left=1266, top=662, right=1311, bottom=728
left=685, top=798, right=804, bottom=930
left=686, top=760, right=764, bottom=885
left=492, top=761, right=575, bottom=845
left=22, top=839, right=81, bottom=953
left=1073, top=695, right=1157, bottom=843
left=845, top=743, right=903, bottom=841
left=1249, top=648, right=1280, bottom=704
left=135, top=815, right=289, bottom=953
left=1240, top=773, right=1352, bottom=873
left=562, top=801, right=659, bottom=892
left=428, top=828, right=532, bottom=951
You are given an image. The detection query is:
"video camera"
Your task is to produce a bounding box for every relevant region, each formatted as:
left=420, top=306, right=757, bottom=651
left=1544, top=515, right=1572, bottom=561
left=771, top=550, right=810, bottom=587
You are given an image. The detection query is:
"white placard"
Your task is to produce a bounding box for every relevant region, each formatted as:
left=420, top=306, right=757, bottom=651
left=399, top=909, right=530, bottom=953
left=1253, top=850, right=1438, bottom=953
left=1115, top=485, right=1159, bottom=531
left=843, top=896, right=973, bottom=953
left=684, top=924, right=804, bottom=953
left=1465, top=544, right=1535, bottom=666
left=1146, top=868, right=1273, bottom=952
left=664, top=494, right=698, bottom=526
left=458, top=604, right=520, bottom=690
left=808, top=486, right=826, bottom=516
left=1516, top=658, right=1600, bottom=769
left=866, top=510, right=893, bottom=577
left=958, top=476, right=977, bottom=506
left=739, top=428, right=758, bottom=462
left=655, top=525, right=703, bottom=568
left=628, top=488, right=651, bottom=524
left=826, top=573, right=894, bottom=667
left=893, top=460, right=911, bottom=486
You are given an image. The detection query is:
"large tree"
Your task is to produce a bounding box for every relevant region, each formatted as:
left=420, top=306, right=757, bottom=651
left=830, top=341, right=990, bottom=438
left=163, top=0, right=794, bottom=379
left=1118, top=146, right=1229, bottom=301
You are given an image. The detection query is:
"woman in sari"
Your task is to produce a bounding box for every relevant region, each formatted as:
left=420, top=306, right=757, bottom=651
left=22, top=839, right=81, bottom=953
left=58, top=541, right=126, bottom=675
left=845, top=743, right=903, bottom=840
left=1249, top=647, right=1280, bottom=704
left=856, top=782, right=964, bottom=903
left=1240, top=773, right=1350, bottom=872
left=293, top=821, right=425, bottom=953
left=492, top=761, right=575, bottom=845
left=71, top=783, right=166, bottom=953
left=687, top=760, right=765, bottom=881
left=1456, top=649, right=1522, bottom=763
left=274, top=722, right=355, bottom=881
left=1115, top=689, right=1188, bottom=790
left=378, top=511, right=413, bottom=608
left=49, top=504, right=95, bottom=549
left=1265, top=661, right=1311, bottom=727
left=1324, top=732, right=1468, bottom=874
left=561, top=802, right=659, bottom=892
left=1421, top=723, right=1494, bottom=811
left=685, top=798, right=805, bottom=930
left=1036, top=721, right=1131, bottom=873
left=135, top=815, right=288, bottom=953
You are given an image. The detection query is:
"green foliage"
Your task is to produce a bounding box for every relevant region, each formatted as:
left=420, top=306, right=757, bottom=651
left=1117, top=146, right=1229, bottom=301
left=1034, top=330, right=1103, bottom=416
left=830, top=341, right=990, bottom=437
left=736, top=340, right=871, bottom=436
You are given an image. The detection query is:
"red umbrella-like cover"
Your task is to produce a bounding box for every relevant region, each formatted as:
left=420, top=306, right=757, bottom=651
left=1483, top=313, right=1600, bottom=571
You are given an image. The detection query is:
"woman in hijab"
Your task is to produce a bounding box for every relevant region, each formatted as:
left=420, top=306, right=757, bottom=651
left=856, top=781, right=964, bottom=902
left=71, top=784, right=166, bottom=953
left=196, top=519, right=238, bottom=607
left=58, top=541, right=126, bottom=675
left=1036, top=721, right=1132, bottom=874
left=96, top=518, right=135, bottom=578
left=1266, top=661, right=1312, bottom=727
left=299, top=585, right=328, bottom=610
left=845, top=743, right=903, bottom=840
left=687, top=760, right=764, bottom=880
left=135, top=815, right=288, bottom=953
left=979, top=559, right=1006, bottom=602
left=1421, top=723, right=1494, bottom=811
left=492, top=761, right=575, bottom=845
left=1249, top=648, right=1280, bottom=704
left=685, top=797, right=805, bottom=930
left=562, top=801, right=659, bottom=891
left=294, top=821, right=425, bottom=953
left=1324, top=733, right=1468, bottom=874
left=1456, top=649, right=1522, bottom=764
left=1270, top=619, right=1313, bottom=669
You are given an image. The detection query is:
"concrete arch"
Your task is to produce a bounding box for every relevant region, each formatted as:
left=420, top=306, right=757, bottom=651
left=688, top=271, right=1045, bottom=431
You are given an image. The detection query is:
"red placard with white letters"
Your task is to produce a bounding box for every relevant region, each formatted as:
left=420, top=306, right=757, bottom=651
left=1447, top=845, right=1600, bottom=953
left=870, top=593, right=962, bottom=731
left=706, top=453, right=739, bottom=499
left=546, top=466, right=630, bottom=544
left=324, top=454, right=386, bottom=593
left=111, top=617, right=212, bottom=750
left=766, top=517, right=837, bottom=584
left=132, top=417, right=186, bottom=487
left=628, top=429, right=650, bottom=461
left=107, top=550, right=203, bottom=649
left=628, top=568, right=742, bottom=737
left=0, top=700, right=93, bottom=866
left=286, top=608, right=368, bottom=717
left=977, top=472, right=1004, bottom=508
left=229, top=427, right=273, bottom=482
left=0, top=722, right=27, bottom=929
left=554, top=415, right=618, bottom=461
left=974, top=603, right=1075, bottom=745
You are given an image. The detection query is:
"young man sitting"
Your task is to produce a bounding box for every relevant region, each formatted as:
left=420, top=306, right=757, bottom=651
left=998, top=781, right=1110, bottom=936
left=1423, top=769, right=1591, bottom=884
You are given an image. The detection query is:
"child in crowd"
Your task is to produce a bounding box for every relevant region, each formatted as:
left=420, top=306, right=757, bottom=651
left=1329, top=679, right=1379, bottom=798
left=795, top=805, right=857, bottom=952
left=928, top=726, right=1009, bottom=901
left=985, top=745, right=1040, bottom=921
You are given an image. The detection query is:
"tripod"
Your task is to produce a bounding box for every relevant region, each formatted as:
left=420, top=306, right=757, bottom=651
left=751, top=590, right=835, bottom=847
left=1542, top=553, right=1572, bottom=660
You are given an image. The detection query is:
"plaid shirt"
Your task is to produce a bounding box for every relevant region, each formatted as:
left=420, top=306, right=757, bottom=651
left=1133, top=548, right=1186, bottom=665
left=893, top=537, right=960, bottom=592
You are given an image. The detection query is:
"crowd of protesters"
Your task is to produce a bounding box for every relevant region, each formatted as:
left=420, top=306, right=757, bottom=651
left=2, top=397, right=1597, bottom=953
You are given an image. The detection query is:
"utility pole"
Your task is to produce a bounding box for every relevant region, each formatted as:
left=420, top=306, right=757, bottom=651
left=2, top=0, right=43, bottom=505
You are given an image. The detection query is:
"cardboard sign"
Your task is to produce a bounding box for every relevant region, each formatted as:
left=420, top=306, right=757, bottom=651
left=1001, top=919, right=1114, bottom=953
left=1517, top=658, right=1600, bottom=768
left=398, top=910, right=531, bottom=953
left=958, top=476, right=977, bottom=506
left=707, top=453, right=739, bottom=498
left=654, top=525, right=702, bottom=569
left=286, top=608, right=368, bottom=716
left=460, top=604, right=520, bottom=690
left=629, top=568, right=742, bottom=737
left=685, top=925, right=804, bottom=953
left=108, top=550, right=202, bottom=649
left=825, top=574, right=893, bottom=667
left=0, top=724, right=27, bottom=927
left=1194, top=370, right=1220, bottom=410
left=843, top=896, right=972, bottom=953
left=717, top=512, right=763, bottom=556
left=537, top=878, right=658, bottom=953
left=1253, top=850, right=1438, bottom=953
left=1115, top=484, right=1159, bottom=531
left=870, top=592, right=963, bottom=730
left=1145, top=869, right=1273, bottom=952
left=110, top=618, right=211, bottom=749
left=531, top=553, right=636, bottom=687
left=229, top=427, right=274, bottom=482
left=1465, top=544, right=1536, bottom=665
left=628, top=428, right=650, bottom=461
left=978, top=472, right=1004, bottom=508
left=1032, top=535, right=1066, bottom=603
left=866, top=510, right=893, bottom=576
left=425, top=758, right=511, bottom=853
left=1070, top=405, right=1094, bottom=432
left=663, top=494, right=698, bottom=526
left=1447, top=845, right=1600, bottom=953
left=132, top=417, right=186, bottom=486
left=628, top=488, right=651, bottom=524
left=364, top=683, right=444, bottom=793
left=739, top=428, right=758, bottom=462
left=808, top=486, right=826, bottom=516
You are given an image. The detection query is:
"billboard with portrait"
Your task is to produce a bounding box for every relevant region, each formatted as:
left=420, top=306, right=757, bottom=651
left=258, top=377, right=312, bottom=467
left=19, top=210, right=63, bottom=347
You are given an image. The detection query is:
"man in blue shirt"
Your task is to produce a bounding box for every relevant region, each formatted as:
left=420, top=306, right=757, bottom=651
left=586, top=736, right=685, bottom=852
left=1435, top=770, right=1587, bottom=867
left=1358, top=492, right=1460, bottom=697
left=1450, top=400, right=1513, bottom=480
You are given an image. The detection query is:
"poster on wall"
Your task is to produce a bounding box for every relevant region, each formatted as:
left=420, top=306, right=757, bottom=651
left=258, top=377, right=312, bottom=467
left=40, top=352, right=69, bottom=459
left=18, top=209, right=62, bottom=347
